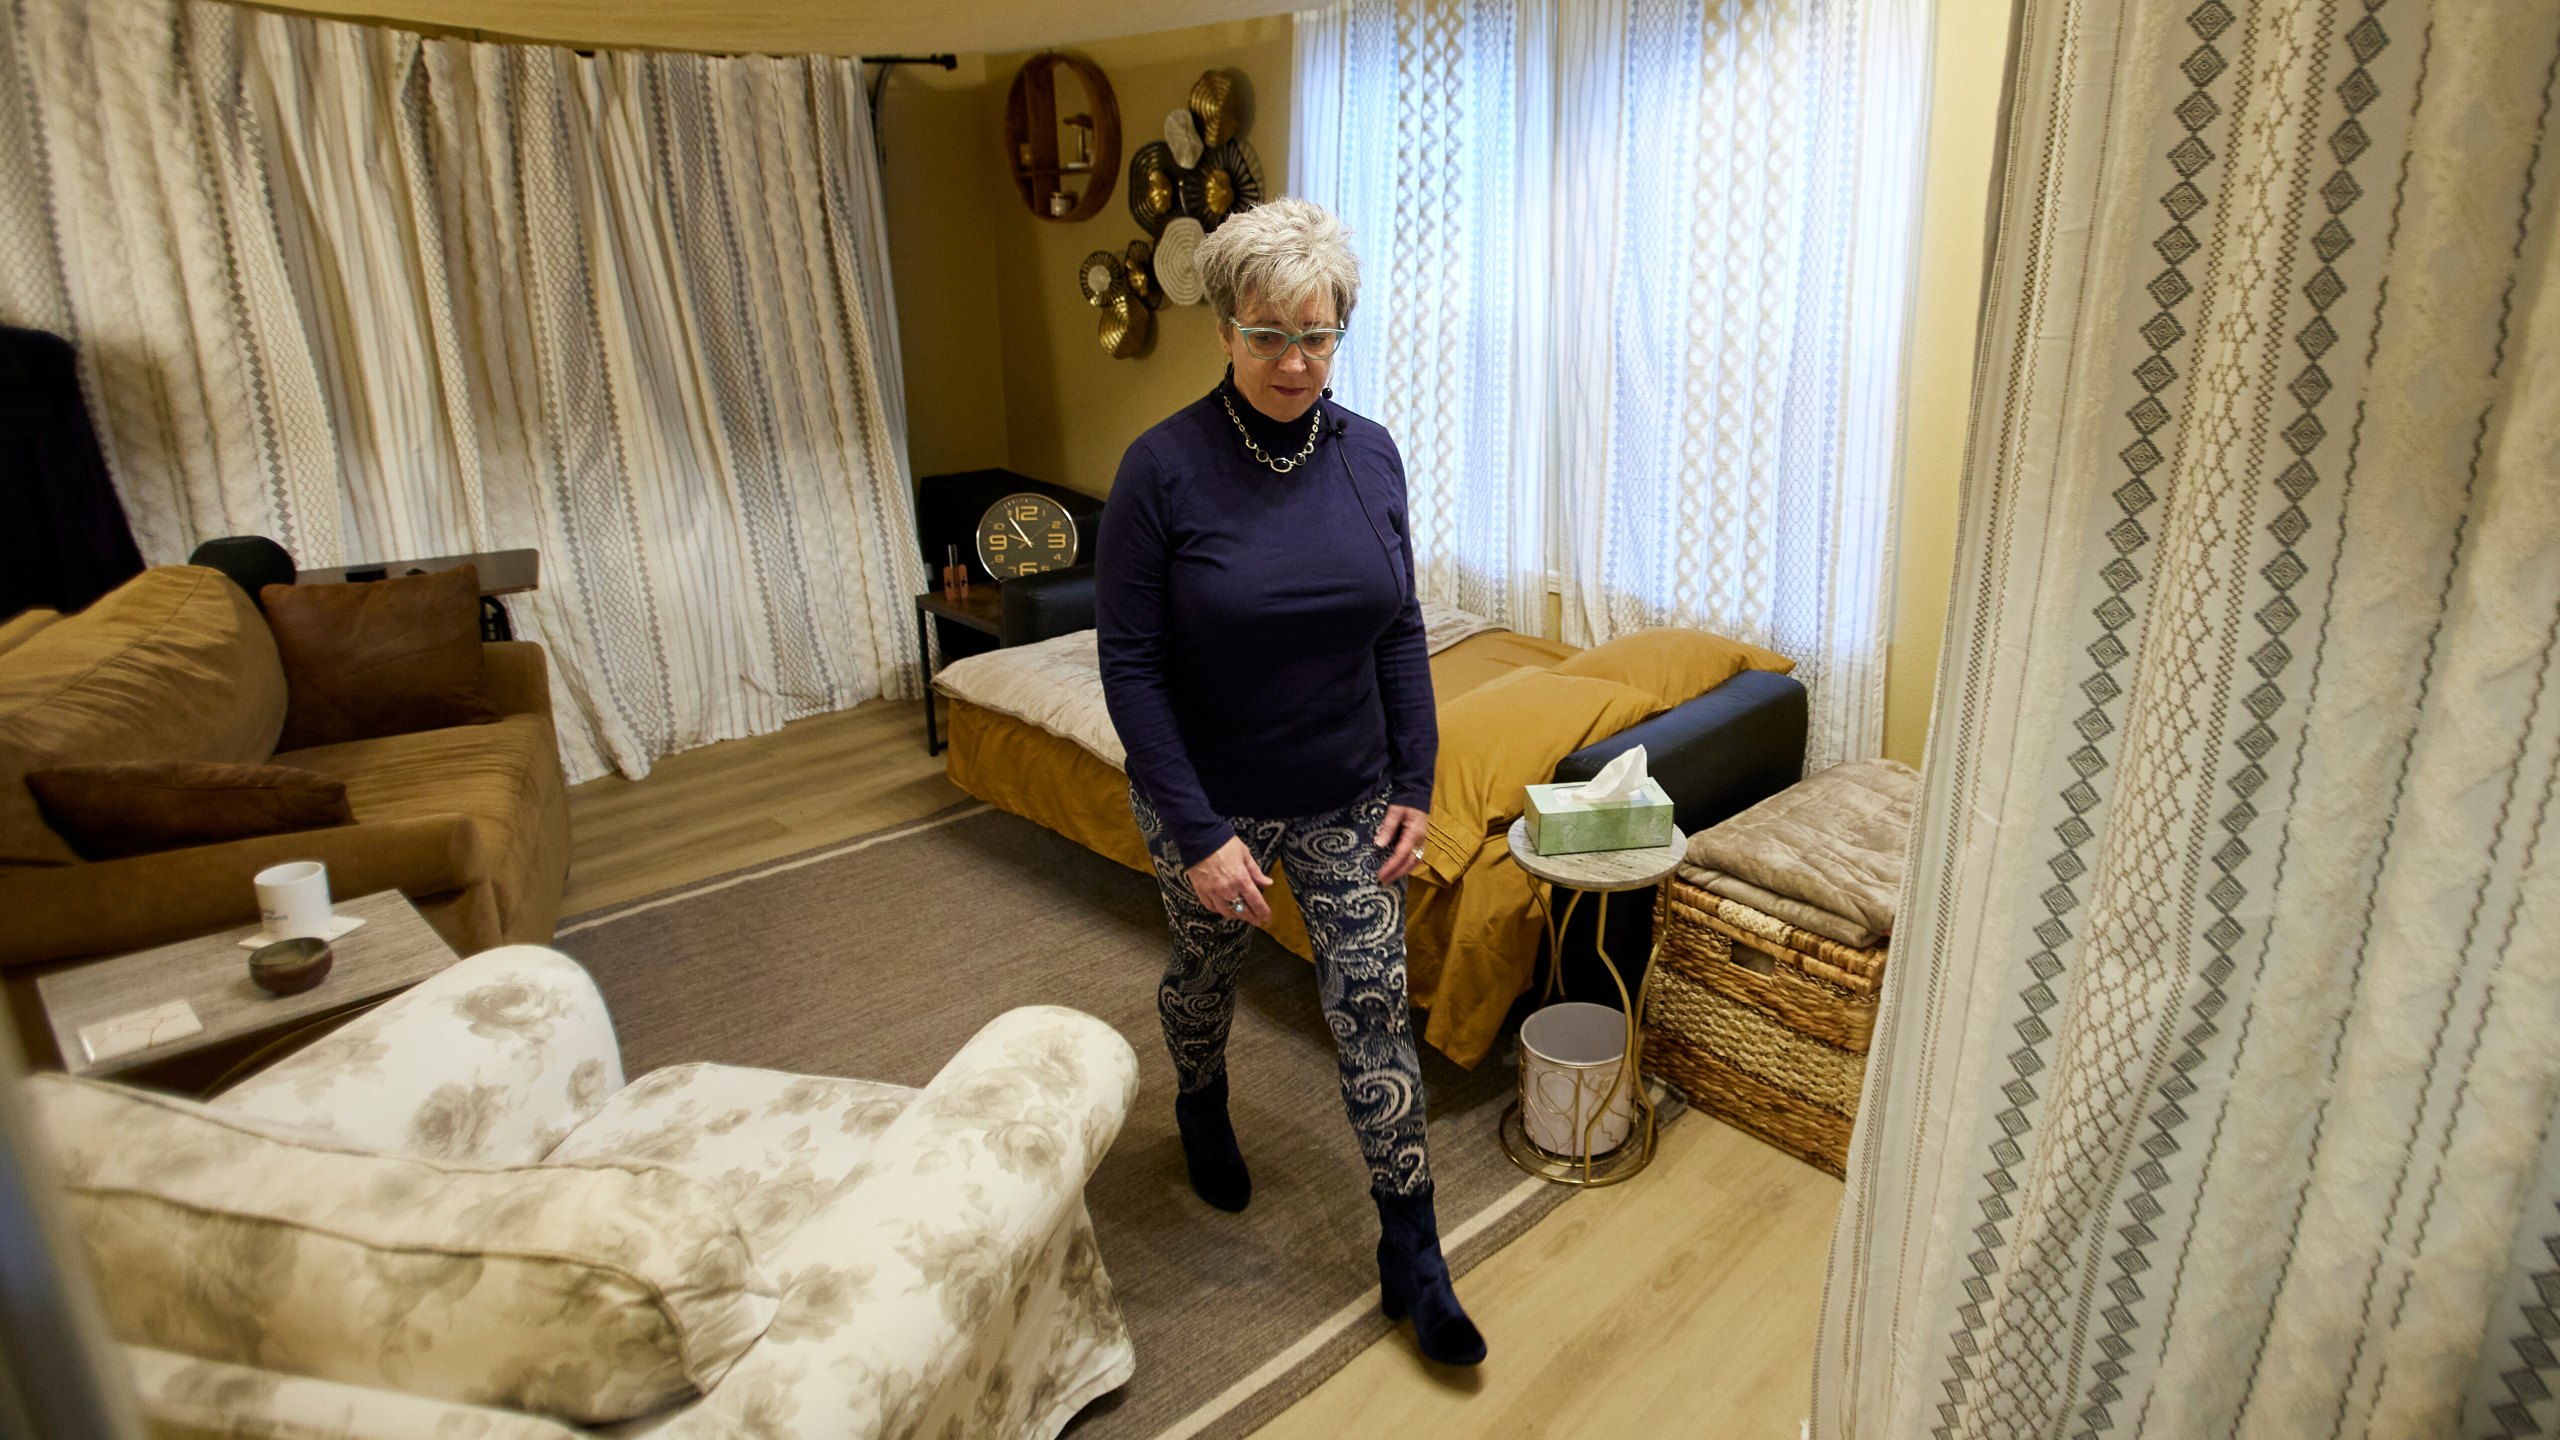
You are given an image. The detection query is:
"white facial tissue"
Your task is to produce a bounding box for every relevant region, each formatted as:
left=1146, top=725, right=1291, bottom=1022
left=1569, top=744, right=1652, bottom=804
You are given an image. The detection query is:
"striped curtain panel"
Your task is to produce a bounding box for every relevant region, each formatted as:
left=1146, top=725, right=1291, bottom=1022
left=0, top=0, right=924, bottom=781
left=1816, top=1, right=2560, bottom=1436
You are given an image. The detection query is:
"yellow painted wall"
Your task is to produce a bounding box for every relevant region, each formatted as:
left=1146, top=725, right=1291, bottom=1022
left=985, top=19, right=1294, bottom=497
left=880, top=17, right=1292, bottom=499
left=1881, top=0, right=2013, bottom=766
left=878, top=58, right=1014, bottom=479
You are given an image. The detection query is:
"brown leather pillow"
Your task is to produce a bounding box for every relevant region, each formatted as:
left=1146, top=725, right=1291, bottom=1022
left=26, top=761, right=355, bottom=861
left=260, top=566, right=498, bottom=750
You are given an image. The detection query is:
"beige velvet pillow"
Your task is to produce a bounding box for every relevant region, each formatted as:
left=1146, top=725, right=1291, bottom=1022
left=1421, top=668, right=1663, bottom=886
left=1549, top=627, right=1794, bottom=709
left=29, top=1075, right=776, bottom=1425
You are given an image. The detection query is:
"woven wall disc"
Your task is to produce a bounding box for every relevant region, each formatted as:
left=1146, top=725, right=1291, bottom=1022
left=1154, top=218, right=1207, bottom=306
left=1163, top=108, right=1205, bottom=169
left=1078, top=250, right=1128, bottom=307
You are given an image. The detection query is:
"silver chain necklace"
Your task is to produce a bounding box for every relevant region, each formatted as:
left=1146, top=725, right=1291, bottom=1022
left=1222, top=392, right=1324, bottom=473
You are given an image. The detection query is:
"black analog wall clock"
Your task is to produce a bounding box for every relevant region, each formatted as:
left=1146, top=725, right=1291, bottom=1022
left=976, top=493, right=1080, bottom=579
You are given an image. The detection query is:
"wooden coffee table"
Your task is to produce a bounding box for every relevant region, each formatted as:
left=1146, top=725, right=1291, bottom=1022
left=38, top=891, right=459, bottom=1082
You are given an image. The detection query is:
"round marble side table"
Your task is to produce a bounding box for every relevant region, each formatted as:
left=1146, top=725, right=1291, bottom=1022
left=1498, top=817, right=1686, bottom=1187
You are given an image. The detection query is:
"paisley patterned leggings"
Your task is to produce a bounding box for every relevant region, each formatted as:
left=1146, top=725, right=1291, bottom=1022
left=1130, top=783, right=1431, bottom=1197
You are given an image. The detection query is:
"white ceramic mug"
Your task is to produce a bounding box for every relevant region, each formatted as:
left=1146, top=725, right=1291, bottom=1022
left=254, top=860, right=333, bottom=939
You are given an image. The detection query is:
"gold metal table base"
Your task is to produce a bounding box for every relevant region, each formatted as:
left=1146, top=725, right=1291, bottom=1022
left=1501, top=861, right=1674, bottom=1186
left=1497, top=1085, right=1661, bottom=1186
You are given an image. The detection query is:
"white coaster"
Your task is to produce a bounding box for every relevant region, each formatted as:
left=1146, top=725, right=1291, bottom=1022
left=238, top=913, right=367, bottom=950
left=81, top=998, right=203, bottom=1064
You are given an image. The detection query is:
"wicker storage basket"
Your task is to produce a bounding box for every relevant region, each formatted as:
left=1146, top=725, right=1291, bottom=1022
left=1643, top=876, right=1888, bottom=1177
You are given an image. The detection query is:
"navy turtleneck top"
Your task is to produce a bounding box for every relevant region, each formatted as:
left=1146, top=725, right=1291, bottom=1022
left=1095, top=372, right=1438, bottom=868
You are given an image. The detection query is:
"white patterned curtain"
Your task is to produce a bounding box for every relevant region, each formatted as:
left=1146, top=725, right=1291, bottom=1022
left=1816, top=1, right=2560, bottom=1436
left=1293, top=0, right=1928, bottom=769
left=0, top=0, right=924, bottom=782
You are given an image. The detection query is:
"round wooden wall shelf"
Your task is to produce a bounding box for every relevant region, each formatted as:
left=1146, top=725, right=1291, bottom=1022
left=1005, top=54, right=1120, bottom=223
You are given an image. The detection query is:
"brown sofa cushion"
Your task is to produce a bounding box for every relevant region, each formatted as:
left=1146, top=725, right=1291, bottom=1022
left=262, top=567, right=498, bottom=751
left=276, top=711, right=569, bottom=941
left=26, top=761, right=354, bottom=861
left=0, top=567, right=289, bottom=868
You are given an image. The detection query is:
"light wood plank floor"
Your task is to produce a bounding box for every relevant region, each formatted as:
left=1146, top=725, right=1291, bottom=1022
left=563, top=698, right=966, bottom=916
left=566, top=697, right=1842, bottom=1438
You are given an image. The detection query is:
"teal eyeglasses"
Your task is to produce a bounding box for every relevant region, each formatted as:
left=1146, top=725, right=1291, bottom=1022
left=1229, top=322, right=1347, bottom=361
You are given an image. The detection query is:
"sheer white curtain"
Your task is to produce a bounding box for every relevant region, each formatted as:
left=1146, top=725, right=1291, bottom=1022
left=1294, top=0, right=1929, bottom=768
left=1817, top=1, right=2560, bottom=1434
left=0, top=0, right=923, bottom=781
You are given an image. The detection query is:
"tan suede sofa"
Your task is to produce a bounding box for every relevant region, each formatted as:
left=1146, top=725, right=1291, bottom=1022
left=0, top=566, right=569, bottom=1061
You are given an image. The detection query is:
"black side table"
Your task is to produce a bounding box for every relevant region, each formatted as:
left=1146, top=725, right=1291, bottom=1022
left=915, top=587, right=1002, bottom=754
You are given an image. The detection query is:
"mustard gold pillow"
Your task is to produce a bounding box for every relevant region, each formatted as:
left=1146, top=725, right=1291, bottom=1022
left=1420, top=669, right=1662, bottom=886
left=1549, top=627, right=1793, bottom=710
left=0, top=607, right=59, bottom=659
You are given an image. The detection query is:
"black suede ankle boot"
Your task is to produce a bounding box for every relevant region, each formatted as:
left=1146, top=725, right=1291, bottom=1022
left=1373, top=1183, right=1486, bottom=1366
left=1173, top=1074, right=1251, bottom=1212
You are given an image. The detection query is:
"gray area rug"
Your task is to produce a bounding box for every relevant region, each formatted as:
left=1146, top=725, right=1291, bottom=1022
left=556, top=802, right=1621, bottom=1439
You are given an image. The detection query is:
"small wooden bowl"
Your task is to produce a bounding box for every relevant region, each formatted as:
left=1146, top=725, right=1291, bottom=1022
left=249, top=936, right=334, bottom=996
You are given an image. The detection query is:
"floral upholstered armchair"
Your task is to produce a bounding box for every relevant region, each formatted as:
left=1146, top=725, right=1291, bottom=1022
left=25, top=946, right=1141, bottom=1440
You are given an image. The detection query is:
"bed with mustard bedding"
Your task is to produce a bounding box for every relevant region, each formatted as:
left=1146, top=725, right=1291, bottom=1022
left=935, top=611, right=1806, bottom=1067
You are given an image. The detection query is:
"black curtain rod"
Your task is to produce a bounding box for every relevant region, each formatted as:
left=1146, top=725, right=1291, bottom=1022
left=862, top=55, right=959, bottom=164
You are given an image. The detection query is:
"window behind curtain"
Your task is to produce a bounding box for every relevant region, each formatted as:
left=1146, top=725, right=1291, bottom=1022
left=1293, top=0, right=1930, bottom=768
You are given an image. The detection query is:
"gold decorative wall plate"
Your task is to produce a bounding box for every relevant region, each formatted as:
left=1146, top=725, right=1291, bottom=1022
left=1210, top=139, right=1264, bottom=211
left=1127, top=140, right=1179, bottom=235
left=1188, top=70, right=1240, bottom=145
left=1179, top=165, right=1235, bottom=226
left=1098, top=293, right=1153, bottom=358
left=1123, top=238, right=1165, bottom=310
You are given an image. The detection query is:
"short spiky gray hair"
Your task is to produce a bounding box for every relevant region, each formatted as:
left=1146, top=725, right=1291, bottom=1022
left=1194, top=198, right=1361, bottom=327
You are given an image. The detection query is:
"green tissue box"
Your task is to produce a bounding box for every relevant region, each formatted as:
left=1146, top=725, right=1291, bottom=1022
left=1522, top=780, right=1675, bottom=857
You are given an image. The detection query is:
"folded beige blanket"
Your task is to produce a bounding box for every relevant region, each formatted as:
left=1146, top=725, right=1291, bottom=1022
left=1680, top=758, right=1918, bottom=948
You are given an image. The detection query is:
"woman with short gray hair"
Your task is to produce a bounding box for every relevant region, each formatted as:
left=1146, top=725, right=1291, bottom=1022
left=1096, top=198, right=1483, bottom=1367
